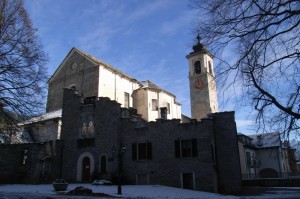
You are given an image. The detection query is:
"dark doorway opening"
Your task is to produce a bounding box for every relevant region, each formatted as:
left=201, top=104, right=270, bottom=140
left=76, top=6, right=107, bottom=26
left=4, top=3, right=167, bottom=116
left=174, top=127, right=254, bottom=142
left=182, top=173, right=194, bottom=189
left=82, top=157, right=91, bottom=181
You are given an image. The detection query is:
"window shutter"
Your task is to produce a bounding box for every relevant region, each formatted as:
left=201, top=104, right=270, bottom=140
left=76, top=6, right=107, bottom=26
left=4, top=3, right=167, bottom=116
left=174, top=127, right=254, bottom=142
left=192, top=138, right=198, bottom=157
left=147, top=142, right=152, bottom=160
left=175, top=140, right=180, bottom=158
left=132, top=143, right=137, bottom=160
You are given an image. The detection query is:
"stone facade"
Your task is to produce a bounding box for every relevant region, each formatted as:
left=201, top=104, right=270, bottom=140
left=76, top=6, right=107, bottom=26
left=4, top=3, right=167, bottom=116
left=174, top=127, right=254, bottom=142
left=187, top=40, right=218, bottom=121
left=0, top=88, right=242, bottom=194
left=0, top=40, right=244, bottom=194
left=59, top=88, right=241, bottom=194
left=47, top=49, right=100, bottom=112
left=211, top=112, right=242, bottom=193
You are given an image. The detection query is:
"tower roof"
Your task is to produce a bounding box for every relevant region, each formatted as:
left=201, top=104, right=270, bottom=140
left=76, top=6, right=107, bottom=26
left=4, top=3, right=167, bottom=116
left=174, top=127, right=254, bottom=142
left=186, top=35, right=214, bottom=59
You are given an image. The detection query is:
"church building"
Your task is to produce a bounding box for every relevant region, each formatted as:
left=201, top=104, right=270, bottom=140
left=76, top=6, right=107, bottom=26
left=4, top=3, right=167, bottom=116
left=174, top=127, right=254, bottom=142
left=22, top=35, right=219, bottom=142
left=0, top=38, right=242, bottom=194
left=47, top=47, right=181, bottom=121
left=22, top=47, right=182, bottom=142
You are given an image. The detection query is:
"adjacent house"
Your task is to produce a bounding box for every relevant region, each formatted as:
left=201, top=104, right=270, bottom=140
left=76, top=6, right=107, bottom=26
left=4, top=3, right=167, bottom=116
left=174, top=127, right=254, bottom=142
left=238, top=132, right=297, bottom=179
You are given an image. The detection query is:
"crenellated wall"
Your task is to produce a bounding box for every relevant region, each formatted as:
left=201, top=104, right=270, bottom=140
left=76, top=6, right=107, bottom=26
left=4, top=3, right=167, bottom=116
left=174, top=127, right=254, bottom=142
left=57, top=88, right=241, bottom=194
left=0, top=88, right=241, bottom=194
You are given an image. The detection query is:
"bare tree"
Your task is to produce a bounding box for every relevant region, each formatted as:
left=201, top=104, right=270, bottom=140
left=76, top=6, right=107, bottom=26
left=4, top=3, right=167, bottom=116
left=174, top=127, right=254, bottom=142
left=0, top=0, right=47, bottom=136
left=193, top=0, right=300, bottom=137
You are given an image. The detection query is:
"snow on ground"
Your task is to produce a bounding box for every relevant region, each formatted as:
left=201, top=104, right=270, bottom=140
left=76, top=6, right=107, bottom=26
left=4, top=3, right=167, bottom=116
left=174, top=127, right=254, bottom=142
left=0, top=184, right=237, bottom=199
left=0, top=184, right=300, bottom=199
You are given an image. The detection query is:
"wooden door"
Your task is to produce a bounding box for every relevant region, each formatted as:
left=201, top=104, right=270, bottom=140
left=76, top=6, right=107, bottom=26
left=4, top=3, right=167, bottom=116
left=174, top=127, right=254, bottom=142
left=82, top=157, right=91, bottom=182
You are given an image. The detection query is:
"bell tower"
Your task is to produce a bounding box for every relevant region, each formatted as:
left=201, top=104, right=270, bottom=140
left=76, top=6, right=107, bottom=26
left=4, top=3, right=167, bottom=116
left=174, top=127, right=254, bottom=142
left=186, top=35, right=218, bottom=121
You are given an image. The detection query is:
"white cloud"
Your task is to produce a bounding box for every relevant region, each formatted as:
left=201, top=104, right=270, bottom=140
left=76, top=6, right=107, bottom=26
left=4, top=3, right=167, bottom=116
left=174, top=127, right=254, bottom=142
left=124, top=1, right=168, bottom=24
left=236, top=119, right=255, bottom=127
left=235, top=119, right=257, bottom=134
left=74, top=1, right=171, bottom=54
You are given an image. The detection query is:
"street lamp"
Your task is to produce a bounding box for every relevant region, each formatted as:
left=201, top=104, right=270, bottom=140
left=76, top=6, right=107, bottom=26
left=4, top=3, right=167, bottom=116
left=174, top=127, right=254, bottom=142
left=112, top=143, right=126, bottom=195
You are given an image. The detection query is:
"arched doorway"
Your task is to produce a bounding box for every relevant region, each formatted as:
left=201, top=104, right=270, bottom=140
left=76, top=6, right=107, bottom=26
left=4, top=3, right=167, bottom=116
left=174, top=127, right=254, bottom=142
left=76, top=152, right=95, bottom=182
left=82, top=157, right=91, bottom=182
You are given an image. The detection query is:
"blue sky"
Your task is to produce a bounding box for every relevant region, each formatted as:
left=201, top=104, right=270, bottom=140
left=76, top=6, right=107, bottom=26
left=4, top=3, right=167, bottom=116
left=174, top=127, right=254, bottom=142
left=24, top=0, right=256, bottom=134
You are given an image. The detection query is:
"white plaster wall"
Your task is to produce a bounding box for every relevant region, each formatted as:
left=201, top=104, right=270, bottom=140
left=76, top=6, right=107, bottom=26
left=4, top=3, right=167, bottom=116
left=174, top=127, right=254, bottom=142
left=98, top=66, right=116, bottom=100
left=98, top=65, right=140, bottom=108
left=238, top=143, right=257, bottom=178
left=115, top=75, right=138, bottom=107
left=147, top=90, right=159, bottom=121
left=206, top=57, right=218, bottom=113
left=238, top=142, right=247, bottom=175
left=146, top=90, right=181, bottom=121
left=257, top=148, right=282, bottom=175
left=158, top=92, right=181, bottom=120
left=278, top=147, right=290, bottom=175
left=173, top=103, right=181, bottom=120
left=97, top=65, right=182, bottom=122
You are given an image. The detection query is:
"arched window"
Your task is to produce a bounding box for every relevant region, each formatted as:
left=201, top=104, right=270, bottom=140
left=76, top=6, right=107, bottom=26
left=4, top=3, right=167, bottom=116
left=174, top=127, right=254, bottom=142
left=87, top=121, right=94, bottom=137
left=82, top=122, right=87, bottom=137
left=100, top=155, right=107, bottom=173
left=194, top=61, right=201, bottom=74
left=69, top=84, right=77, bottom=90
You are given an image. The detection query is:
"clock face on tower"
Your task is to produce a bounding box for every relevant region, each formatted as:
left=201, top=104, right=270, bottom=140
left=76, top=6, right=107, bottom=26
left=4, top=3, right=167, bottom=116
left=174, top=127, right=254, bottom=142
left=194, top=79, right=205, bottom=89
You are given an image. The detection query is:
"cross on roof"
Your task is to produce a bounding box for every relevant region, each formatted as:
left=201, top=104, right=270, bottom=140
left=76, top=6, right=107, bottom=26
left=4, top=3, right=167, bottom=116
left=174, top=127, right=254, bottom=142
left=197, top=34, right=201, bottom=44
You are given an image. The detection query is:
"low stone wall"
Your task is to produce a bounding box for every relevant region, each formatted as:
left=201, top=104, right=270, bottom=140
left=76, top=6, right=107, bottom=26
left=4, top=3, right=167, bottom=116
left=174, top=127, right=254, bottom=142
left=243, top=178, right=300, bottom=187
left=0, top=141, right=61, bottom=184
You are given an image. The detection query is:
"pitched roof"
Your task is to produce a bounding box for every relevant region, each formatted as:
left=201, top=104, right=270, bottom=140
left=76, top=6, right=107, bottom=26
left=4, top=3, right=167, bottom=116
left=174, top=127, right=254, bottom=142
left=139, top=80, right=177, bottom=99
left=21, top=109, right=62, bottom=125
left=75, top=48, right=141, bottom=83
left=48, top=47, right=141, bottom=84
left=248, top=132, right=281, bottom=148
left=47, top=47, right=180, bottom=104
